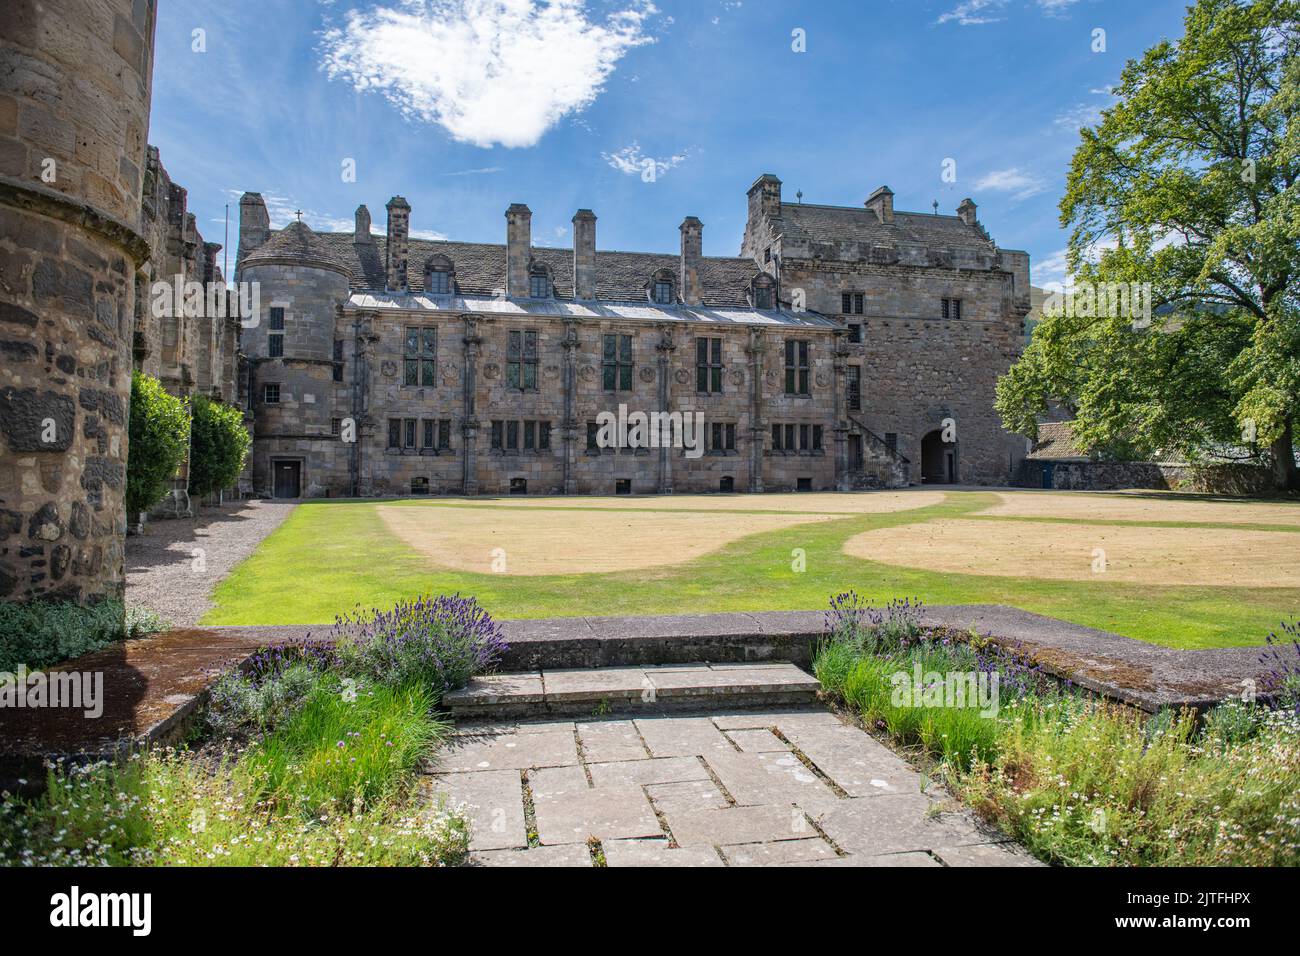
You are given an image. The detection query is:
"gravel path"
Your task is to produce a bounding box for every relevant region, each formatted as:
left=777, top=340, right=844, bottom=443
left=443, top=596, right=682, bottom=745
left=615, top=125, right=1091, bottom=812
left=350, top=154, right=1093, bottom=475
left=125, top=500, right=297, bottom=626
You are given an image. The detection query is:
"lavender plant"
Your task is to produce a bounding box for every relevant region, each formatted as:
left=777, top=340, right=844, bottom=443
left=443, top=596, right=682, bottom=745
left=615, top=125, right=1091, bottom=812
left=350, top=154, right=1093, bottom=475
left=331, top=594, right=508, bottom=695
left=1259, top=619, right=1300, bottom=713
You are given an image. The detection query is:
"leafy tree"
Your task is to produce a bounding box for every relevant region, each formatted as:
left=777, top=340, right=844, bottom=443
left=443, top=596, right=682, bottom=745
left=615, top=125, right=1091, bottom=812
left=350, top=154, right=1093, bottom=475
left=126, top=371, right=190, bottom=517
left=997, top=0, right=1300, bottom=488
left=188, top=394, right=251, bottom=499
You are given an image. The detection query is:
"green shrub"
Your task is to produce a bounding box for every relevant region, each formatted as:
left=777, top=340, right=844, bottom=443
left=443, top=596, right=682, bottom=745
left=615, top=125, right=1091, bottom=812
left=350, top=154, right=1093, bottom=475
left=188, top=394, right=250, bottom=499
left=206, top=662, right=323, bottom=739
left=0, top=600, right=166, bottom=672
left=240, top=676, right=443, bottom=817
left=0, top=750, right=469, bottom=867
left=127, top=371, right=190, bottom=517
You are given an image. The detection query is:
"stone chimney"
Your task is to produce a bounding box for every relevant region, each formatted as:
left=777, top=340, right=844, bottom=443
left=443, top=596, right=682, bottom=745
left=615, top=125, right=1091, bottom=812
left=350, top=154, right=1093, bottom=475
left=679, top=216, right=704, bottom=306
left=236, top=192, right=270, bottom=271
left=385, top=196, right=411, bottom=292
left=506, top=203, right=532, bottom=298
left=355, top=204, right=373, bottom=243
left=572, top=209, right=597, bottom=300
left=956, top=197, right=978, bottom=226
left=201, top=241, right=222, bottom=284
left=747, top=173, right=782, bottom=223
left=865, top=185, right=894, bottom=224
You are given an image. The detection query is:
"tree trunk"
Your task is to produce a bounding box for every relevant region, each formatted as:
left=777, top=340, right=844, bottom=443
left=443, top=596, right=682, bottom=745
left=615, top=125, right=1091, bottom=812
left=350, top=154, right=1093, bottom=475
left=1273, top=419, right=1298, bottom=491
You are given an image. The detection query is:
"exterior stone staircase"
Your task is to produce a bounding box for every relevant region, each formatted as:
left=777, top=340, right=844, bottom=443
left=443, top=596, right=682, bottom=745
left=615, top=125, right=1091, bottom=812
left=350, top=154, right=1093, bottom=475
left=444, top=662, right=821, bottom=719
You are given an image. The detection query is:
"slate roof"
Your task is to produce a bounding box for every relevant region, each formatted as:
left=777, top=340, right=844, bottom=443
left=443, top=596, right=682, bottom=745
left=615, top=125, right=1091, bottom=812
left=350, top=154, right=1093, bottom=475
left=246, top=223, right=773, bottom=308
left=1026, top=421, right=1090, bottom=461
left=780, top=203, right=995, bottom=250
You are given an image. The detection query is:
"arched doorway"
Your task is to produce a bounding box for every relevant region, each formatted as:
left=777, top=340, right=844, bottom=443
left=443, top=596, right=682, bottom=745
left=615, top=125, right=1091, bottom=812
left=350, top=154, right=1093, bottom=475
left=920, top=430, right=957, bottom=484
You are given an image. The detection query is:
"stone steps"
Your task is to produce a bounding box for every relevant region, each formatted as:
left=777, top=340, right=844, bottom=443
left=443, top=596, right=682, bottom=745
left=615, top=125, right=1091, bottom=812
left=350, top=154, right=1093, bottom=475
left=443, top=663, right=821, bottom=719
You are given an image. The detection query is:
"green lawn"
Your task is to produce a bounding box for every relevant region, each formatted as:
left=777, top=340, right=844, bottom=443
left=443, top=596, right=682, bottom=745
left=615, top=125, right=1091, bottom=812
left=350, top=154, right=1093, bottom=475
left=204, top=491, right=1299, bottom=649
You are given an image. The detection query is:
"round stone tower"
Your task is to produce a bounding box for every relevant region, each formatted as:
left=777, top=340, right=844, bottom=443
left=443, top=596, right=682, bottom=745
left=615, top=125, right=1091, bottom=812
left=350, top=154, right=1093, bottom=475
left=0, top=0, right=158, bottom=603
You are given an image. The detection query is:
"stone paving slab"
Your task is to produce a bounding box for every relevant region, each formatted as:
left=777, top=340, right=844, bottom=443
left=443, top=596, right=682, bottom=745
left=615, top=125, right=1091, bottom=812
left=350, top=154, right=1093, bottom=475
left=634, top=716, right=735, bottom=758
left=722, top=838, right=839, bottom=866
left=669, top=804, right=810, bottom=847
left=529, top=766, right=662, bottom=845
left=588, top=756, right=711, bottom=788
left=646, top=779, right=729, bottom=814
left=725, top=728, right=791, bottom=753
left=424, top=769, right=526, bottom=851
left=602, top=838, right=724, bottom=867
left=577, top=720, right=649, bottom=763
left=433, top=728, right=579, bottom=772
left=470, top=845, right=593, bottom=867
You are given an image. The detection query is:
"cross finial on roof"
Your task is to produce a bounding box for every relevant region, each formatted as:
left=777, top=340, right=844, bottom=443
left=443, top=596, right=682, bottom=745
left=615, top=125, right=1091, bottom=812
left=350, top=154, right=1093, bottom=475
left=294, top=209, right=303, bottom=222
left=932, top=200, right=939, bottom=215
left=796, top=190, right=803, bottom=203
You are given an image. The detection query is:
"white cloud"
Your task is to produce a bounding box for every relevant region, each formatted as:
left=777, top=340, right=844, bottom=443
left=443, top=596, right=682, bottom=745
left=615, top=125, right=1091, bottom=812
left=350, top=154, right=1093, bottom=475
left=601, top=141, right=692, bottom=178
left=319, top=0, right=658, bottom=149
left=439, top=166, right=503, bottom=177
left=1036, top=0, right=1081, bottom=16
left=973, top=167, right=1048, bottom=201
left=1053, top=102, right=1104, bottom=133
left=937, top=0, right=1007, bottom=26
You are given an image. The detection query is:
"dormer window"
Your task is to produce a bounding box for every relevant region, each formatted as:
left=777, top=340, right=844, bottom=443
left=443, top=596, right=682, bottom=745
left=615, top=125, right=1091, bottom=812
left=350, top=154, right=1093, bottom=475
left=423, top=255, right=454, bottom=295
left=653, top=280, right=674, bottom=304
left=529, top=272, right=551, bottom=298
left=752, top=276, right=775, bottom=310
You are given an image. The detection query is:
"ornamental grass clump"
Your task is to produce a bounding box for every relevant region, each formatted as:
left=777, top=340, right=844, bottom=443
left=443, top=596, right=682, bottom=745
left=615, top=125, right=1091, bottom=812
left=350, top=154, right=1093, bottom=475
left=331, top=593, right=507, bottom=695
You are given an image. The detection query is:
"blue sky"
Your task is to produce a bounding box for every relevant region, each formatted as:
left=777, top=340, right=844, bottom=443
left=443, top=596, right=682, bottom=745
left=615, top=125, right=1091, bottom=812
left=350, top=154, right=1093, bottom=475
left=150, top=0, right=1194, bottom=286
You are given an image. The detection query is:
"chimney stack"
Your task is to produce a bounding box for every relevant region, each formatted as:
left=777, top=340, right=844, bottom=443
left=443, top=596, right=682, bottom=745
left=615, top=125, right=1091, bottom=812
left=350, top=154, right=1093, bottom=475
left=747, top=173, right=782, bottom=222
left=355, top=204, right=373, bottom=243
left=679, top=216, right=703, bottom=306
left=572, top=209, right=596, bottom=300
left=956, top=197, right=977, bottom=226
left=506, top=203, right=532, bottom=298
left=385, top=196, right=410, bottom=292
left=236, top=192, right=270, bottom=274
left=865, top=185, right=894, bottom=224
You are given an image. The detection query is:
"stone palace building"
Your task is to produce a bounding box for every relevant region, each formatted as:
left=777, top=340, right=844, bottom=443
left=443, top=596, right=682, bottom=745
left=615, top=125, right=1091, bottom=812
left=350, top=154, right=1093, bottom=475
left=235, top=176, right=1031, bottom=499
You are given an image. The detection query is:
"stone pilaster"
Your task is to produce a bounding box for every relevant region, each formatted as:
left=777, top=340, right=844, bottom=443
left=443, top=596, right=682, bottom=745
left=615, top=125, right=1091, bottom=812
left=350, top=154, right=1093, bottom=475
left=461, top=313, right=482, bottom=494
left=746, top=328, right=765, bottom=493
left=655, top=325, right=675, bottom=494
left=561, top=318, right=580, bottom=494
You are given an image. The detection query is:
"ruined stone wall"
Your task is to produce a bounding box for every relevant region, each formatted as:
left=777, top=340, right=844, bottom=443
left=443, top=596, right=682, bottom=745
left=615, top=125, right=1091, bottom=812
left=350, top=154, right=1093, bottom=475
left=0, top=0, right=157, bottom=603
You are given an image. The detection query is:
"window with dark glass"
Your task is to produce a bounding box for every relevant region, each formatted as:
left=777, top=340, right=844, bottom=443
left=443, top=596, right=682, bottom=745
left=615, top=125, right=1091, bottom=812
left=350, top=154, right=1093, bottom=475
left=841, top=292, right=852, bottom=314
left=696, top=337, right=723, bottom=393
left=941, top=298, right=962, bottom=320
left=710, top=422, right=736, bottom=452
left=799, top=424, right=811, bottom=452
left=268, top=334, right=283, bottom=358
left=603, top=333, right=633, bottom=391
left=885, top=432, right=898, bottom=454
left=785, top=423, right=796, bottom=451
left=438, top=419, right=451, bottom=450
left=388, top=419, right=400, bottom=448
left=491, top=420, right=503, bottom=450
left=848, top=323, right=863, bottom=343
left=853, top=293, right=864, bottom=314
left=331, top=418, right=341, bottom=436
left=523, top=420, right=536, bottom=451
left=847, top=365, right=861, bottom=411
left=812, top=425, right=823, bottom=451
left=529, top=273, right=550, bottom=298
left=404, top=418, right=416, bottom=449
left=268, top=307, right=285, bottom=330
left=539, top=421, right=551, bottom=450
left=404, top=327, right=436, bottom=386
left=263, top=383, right=279, bottom=404
left=784, top=339, right=810, bottom=394
left=587, top=421, right=599, bottom=450
left=507, top=330, right=538, bottom=390
left=427, top=270, right=450, bottom=294
left=754, top=282, right=774, bottom=309
left=771, top=423, right=782, bottom=451
left=333, top=339, right=344, bottom=381
left=506, top=420, right=519, bottom=451
left=653, top=280, right=674, bottom=304
left=423, top=419, right=434, bottom=449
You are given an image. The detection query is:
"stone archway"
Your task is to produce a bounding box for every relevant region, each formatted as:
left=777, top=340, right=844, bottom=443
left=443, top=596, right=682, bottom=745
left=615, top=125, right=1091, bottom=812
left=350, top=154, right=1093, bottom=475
left=920, top=430, right=958, bottom=484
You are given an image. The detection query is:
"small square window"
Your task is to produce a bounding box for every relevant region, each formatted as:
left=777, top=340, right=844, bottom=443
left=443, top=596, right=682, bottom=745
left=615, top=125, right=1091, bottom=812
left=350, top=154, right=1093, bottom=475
left=263, top=383, right=280, bottom=404
left=848, top=323, right=863, bottom=343
left=331, top=418, right=341, bottom=436
left=653, top=280, right=674, bottom=304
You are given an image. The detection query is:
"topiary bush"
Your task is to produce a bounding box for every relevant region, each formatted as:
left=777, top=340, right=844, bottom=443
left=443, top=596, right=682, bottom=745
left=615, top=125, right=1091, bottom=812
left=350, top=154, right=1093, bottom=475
left=126, top=370, right=190, bottom=517
left=188, top=394, right=250, bottom=500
